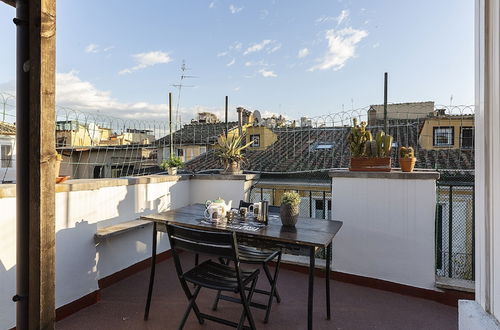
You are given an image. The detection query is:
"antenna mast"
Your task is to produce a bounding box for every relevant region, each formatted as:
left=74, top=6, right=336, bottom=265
left=171, top=60, right=197, bottom=130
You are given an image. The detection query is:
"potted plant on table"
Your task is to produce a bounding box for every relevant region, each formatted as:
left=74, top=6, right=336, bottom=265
left=280, top=191, right=301, bottom=227
left=216, top=134, right=253, bottom=175
left=399, top=146, right=417, bottom=172
left=348, top=118, right=394, bottom=172
left=160, top=156, right=184, bottom=175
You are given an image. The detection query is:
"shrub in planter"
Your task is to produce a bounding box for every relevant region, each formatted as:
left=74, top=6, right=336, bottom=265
left=280, top=191, right=301, bottom=227
left=160, top=156, right=184, bottom=175
left=399, top=146, right=417, bottom=172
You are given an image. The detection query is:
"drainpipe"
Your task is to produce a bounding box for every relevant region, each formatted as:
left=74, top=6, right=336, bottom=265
left=13, top=0, right=30, bottom=328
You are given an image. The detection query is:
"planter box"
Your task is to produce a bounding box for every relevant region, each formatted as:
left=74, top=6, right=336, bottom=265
left=349, top=157, right=391, bottom=172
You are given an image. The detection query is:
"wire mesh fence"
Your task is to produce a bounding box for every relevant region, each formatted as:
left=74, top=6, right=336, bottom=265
left=0, top=92, right=476, bottom=276
left=436, top=170, right=475, bottom=281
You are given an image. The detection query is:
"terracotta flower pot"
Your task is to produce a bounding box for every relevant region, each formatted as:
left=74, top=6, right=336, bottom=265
left=349, top=157, right=392, bottom=172
left=223, top=161, right=242, bottom=175
left=280, top=204, right=299, bottom=227
left=168, top=167, right=177, bottom=175
left=400, top=157, right=416, bottom=172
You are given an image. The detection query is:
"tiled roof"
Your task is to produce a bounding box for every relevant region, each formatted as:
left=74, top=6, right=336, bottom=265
left=185, top=122, right=475, bottom=173
left=0, top=121, right=15, bottom=135
left=156, top=122, right=239, bottom=146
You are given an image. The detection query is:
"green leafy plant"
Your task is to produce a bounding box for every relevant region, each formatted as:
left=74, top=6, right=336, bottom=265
left=159, top=156, right=184, bottom=170
left=216, top=134, right=254, bottom=166
left=399, top=146, right=415, bottom=158
left=281, top=191, right=301, bottom=206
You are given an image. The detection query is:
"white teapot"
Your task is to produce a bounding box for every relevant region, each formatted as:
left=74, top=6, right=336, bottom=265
left=205, top=197, right=232, bottom=217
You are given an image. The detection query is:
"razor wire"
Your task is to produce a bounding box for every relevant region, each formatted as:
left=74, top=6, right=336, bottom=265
left=0, top=92, right=475, bottom=181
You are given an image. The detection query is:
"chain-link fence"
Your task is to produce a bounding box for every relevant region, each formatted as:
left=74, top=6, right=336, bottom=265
left=435, top=170, right=474, bottom=281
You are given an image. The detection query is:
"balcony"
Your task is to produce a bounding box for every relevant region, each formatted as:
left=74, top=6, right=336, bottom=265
left=0, top=172, right=472, bottom=329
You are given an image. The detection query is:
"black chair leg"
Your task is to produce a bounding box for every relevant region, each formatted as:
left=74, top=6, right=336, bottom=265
left=238, top=278, right=258, bottom=330
left=179, top=285, right=202, bottom=329
left=179, top=280, right=204, bottom=325
left=212, top=290, right=222, bottom=311
left=263, top=255, right=281, bottom=323
left=264, top=259, right=281, bottom=303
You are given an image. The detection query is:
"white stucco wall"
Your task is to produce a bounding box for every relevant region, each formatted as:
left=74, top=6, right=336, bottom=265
left=189, top=174, right=256, bottom=206
left=0, top=174, right=254, bottom=330
left=331, top=172, right=438, bottom=290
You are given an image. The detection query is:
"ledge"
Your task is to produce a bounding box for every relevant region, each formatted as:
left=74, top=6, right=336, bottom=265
left=54, top=175, right=189, bottom=193
left=95, top=219, right=152, bottom=240
left=0, top=174, right=259, bottom=198
left=329, top=169, right=440, bottom=180
left=190, top=173, right=259, bottom=181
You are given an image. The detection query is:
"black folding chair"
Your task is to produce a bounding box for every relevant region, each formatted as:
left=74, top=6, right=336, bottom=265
left=212, top=200, right=282, bottom=323
left=166, top=223, right=260, bottom=330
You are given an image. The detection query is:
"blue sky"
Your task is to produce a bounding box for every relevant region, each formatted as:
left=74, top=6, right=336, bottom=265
left=0, top=0, right=473, bottom=122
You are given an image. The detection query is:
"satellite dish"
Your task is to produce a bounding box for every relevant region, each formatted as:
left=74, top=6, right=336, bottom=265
left=253, top=110, right=262, bottom=125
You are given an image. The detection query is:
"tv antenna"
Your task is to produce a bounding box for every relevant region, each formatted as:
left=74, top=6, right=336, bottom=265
left=171, top=60, right=198, bottom=129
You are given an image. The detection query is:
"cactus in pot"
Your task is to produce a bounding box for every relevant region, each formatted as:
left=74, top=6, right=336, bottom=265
left=399, top=146, right=417, bottom=172
left=348, top=118, right=394, bottom=171
left=347, top=118, right=372, bottom=158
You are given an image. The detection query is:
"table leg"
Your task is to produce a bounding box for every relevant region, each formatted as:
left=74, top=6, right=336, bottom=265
left=308, top=246, right=315, bottom=330
left=144, top=222, right=157, bottom=320
left=326, top=242, right=332, bottom=320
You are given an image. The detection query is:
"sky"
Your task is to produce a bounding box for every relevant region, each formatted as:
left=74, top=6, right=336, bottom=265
left=0, top=0, right=474, bottom=122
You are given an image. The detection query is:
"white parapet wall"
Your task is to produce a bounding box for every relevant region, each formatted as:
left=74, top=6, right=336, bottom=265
left=330, top=170, right=440, bottom=290
left=0, top=173, right=258, bottom=330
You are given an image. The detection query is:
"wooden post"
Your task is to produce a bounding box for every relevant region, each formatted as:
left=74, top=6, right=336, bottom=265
left=14, top=0, right=56, bottom=329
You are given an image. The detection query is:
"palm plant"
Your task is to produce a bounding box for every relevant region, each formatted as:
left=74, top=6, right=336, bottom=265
left=216, top=134, right=254, bottom=173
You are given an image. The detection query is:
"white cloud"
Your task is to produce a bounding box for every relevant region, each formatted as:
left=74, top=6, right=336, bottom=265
left=103, top=46, right=115, bottom=52
left=298, top=48, right=310, bottom=58
left=260, top=9, right=269, bottom=19
left=85, top=44, right=99, bottom=53
left=119, top=51, right=172, bottom=75
left=233, top=87, right=241, bottom=92
left=309, top=27, right=368, bottom=71
left=336, top=10, right=349, bottom=25
left=373, top=42, right=380, bottom=48
left=55, top=71, right=211, bottom=121
left=229, top=4, right=243, bottom=14
left=217, top=51, right=228, bottom=57
left=226, top=58, right=236, bottom=67
left=244, top=60, right=268, bottom=67
left=259, top=69, right=277, bottom=78
left=268, top=43, right=282, bottom=54
left=209, top=1, right=215, bottom=8
left=243, top=40, right=273, bottom=55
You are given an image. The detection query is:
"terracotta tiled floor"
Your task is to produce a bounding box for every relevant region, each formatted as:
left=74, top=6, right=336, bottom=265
left=57, top=255, right=457, bottom=330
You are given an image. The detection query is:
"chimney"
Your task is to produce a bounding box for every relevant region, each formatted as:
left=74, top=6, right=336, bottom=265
left=368, top=108, right=377, bottom=126
left=236, top=107, right=244, bottom=136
